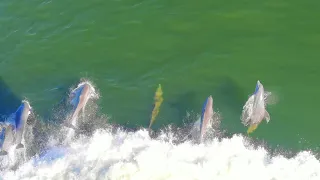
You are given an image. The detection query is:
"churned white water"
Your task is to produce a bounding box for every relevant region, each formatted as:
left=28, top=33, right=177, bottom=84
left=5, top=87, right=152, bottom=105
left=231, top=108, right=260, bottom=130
left=0, top=128, right=319, bottom=180
left=0, top=80, right=318, bottom=180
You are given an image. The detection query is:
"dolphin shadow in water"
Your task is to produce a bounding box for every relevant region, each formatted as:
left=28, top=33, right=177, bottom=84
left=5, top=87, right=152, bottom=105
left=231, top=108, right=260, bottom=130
left=211, top=77, right=247, bottom=137
left=28, top=79, right=81, bottom=156
left=44, top=78, right=81, bottom=124
left=0, top=77, right=21, bottom=120
left=33, top=79, right=107, bottom=149
left=0, top=77, right=37, bottom=159
left=148, top=78, right=248, bottom=143
left=168, top=91, right=198, bottom=126
left=0, top=77, right=21, bottom=155
left=146, top=91, right=199, bottom=142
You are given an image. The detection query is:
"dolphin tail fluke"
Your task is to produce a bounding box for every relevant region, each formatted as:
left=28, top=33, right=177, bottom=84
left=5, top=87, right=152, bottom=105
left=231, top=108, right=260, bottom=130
left=0, top=150, right=8, bottom=156
left=149, top=84, right=163, bottom=129
left=247, top=124, right=258, bottom=134
left=16, top=143, right=24, bottom=149
left=264, top=110, right=270, bottom=123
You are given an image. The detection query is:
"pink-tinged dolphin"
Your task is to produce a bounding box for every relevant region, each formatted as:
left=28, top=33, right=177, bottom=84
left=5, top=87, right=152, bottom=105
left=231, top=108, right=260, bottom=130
left=181, top=96, right=215, bottom=143
left=64, top=82, right=96, bottom=130
left=199, top=95, right=214, bottom=142
left=241, top=80, right=270, bottom=134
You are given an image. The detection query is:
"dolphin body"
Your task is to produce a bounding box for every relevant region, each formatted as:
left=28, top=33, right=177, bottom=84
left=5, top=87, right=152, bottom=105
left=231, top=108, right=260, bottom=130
left=241, top=80, right=270, bottom=134
left=64, top=82, right=96, bottom=131
left=14, top=100, right=32, bottom=149
left=199, top=95, right=214, bottom=142
left=0, top=100, right=32, bottom=155
left=182, top=96, right=214, bottom=143
left=149, top=84, right=163, bottom=129
left=0, top=125, right=14, bottom=156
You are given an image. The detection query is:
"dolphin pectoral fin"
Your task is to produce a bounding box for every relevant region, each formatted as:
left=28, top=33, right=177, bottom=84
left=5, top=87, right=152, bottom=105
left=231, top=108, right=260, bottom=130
left=63, top=122, right=83, bottom=133
left=16, top=143, right=24, bottom=149
left=64, top=122, right=76, bottom=130
left=264, top=110, right=270, bottom=123
left=82, top=107, right=85, bottom=118
left=0, top=151, right=8, bottom=156
left=247, top=124, right=258, bottom=134
left=63, top=121, right=70, bottom=128
left=63, top=122, right=75, bottom=129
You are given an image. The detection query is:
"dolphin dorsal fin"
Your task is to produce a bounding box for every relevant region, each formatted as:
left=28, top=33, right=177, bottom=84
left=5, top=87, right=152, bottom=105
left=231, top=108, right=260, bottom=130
left=264, top=110, right=270, bottom=123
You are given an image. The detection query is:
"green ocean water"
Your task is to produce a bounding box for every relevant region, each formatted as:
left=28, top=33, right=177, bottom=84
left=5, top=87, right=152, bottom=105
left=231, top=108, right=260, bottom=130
left=0, top=0, right=320, bottom=153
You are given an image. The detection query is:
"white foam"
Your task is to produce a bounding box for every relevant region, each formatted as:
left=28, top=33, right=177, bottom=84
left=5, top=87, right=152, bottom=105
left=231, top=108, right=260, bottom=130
left=1, top=129, right=319, bottom=180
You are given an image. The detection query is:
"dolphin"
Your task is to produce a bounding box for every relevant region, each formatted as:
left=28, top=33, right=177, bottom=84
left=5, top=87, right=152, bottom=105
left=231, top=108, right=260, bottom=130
left=181, top=96, right=214, bottom=143
left=0, top=124, right=14, bottom=156
left=0, top=100, right=32, bottom=154
left=149, top=84, right=163, bottom=129
left=64, top=82, right=96, bottom=130
left=14, top=100, right=32, bottom=149
left=199, top=95, right=214, bottom=142
left=241, top=80, right=270, bottom=134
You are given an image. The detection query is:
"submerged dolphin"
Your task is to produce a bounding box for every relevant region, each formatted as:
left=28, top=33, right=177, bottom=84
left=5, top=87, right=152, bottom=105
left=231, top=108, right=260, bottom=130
left=0, top=100, right=32, bottom=155
left=64, top=82, right=96, bottom=130
left=149, top=84, right=163, bottom=129
left=241, top=80, right=270, bottom=134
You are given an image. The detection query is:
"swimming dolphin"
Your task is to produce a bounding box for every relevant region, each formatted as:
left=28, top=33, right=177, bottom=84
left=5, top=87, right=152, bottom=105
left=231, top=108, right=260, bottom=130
left=0, top=100, right=32, bottom=154
left=181, top=96, right=214, bottom=143
left=0, top=125, right=14, bottom=156
left=241, top=80, right=270, bottom=134
left=64, top=82, right=96, bottom=130
left=14, top=100, right=32, bottom=149
left=149, top=84, right=163, bottom=129
left=199, top=95, right=214, bottom=142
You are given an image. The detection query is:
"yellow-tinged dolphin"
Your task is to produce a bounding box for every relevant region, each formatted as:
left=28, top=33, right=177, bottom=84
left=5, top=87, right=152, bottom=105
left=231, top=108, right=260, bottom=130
left=149, top=84, right=163, bottom=129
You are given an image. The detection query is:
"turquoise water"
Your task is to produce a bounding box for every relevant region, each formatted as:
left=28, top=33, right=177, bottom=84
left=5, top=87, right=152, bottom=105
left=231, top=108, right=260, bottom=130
left=1, top=0, right=320, bottom=155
